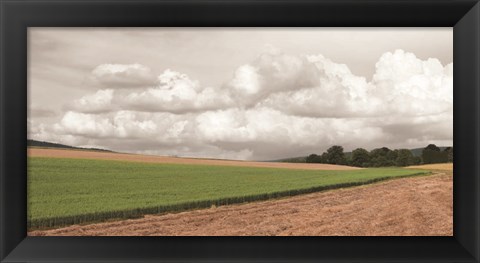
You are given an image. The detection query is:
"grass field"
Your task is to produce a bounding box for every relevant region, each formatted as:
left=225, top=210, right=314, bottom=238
left=28, top=157, right=429, bottom=229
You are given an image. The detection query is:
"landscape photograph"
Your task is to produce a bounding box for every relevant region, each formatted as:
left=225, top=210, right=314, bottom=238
left=27, top=28, right=453, bottom=236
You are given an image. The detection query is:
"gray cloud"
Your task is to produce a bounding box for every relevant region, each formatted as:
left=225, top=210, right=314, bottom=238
left=28, top=107, right=56, bottom=118
left=91, top=63, right=157, bottom=88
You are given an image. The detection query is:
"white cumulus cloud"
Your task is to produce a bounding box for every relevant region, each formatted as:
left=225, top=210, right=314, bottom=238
left=36, top=48, right=452, bottom=160
left=121, top=69, right=233, bottom=113
left=70, top=89, right=115, bottom=113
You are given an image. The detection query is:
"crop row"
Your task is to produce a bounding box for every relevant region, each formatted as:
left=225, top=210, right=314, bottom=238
left=28, top=172, right=427, bottom=229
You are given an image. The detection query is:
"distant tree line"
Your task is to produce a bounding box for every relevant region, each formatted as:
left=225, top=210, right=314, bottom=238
left=306, top=144, right=452, bottom=167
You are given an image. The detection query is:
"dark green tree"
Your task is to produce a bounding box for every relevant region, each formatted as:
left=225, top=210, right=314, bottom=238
left=395, top=149, right=415, bottom=166
left=412, top=156, right=422, bottom=165
left=425, top=144, right=441, bottom=152
left=306, top=154, right=323, bottom=163
left=324, top=145, right=347, bottom=165
left=320, top=152, right=328, bottom=163
left=370, top=147, right=395, bottom=167
left=350, top=148, right=371, bottom=167
left=422, top=144, right=448, bottom=164
left=387, top=149, right=398, bottom=163
left=444, top=147, right=453, bottom=162
left=371, top=156, right=388, bottom=167
left=370, top=147, right=391, bottom=158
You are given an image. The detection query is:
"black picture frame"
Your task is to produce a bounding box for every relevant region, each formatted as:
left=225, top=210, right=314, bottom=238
left=1, top=0, right=479, bottom=262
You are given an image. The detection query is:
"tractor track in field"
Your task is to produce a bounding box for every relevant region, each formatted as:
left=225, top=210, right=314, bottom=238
left=29, top=172, right=452, bottom=236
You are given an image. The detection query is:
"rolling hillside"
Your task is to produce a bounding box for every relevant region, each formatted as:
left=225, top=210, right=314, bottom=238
left=28, top=139, right=113, bottom=153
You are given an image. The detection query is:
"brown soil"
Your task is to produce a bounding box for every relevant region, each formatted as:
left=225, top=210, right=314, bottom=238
left=28, top=148, right=360, bottom=171
left=29, top=172, right=452, bottom=236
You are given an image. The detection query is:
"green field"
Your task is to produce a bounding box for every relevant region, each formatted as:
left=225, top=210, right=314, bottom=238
left=28, top=157, right=430, bottom=229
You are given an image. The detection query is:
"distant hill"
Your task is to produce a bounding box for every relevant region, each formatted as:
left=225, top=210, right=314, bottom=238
left=410, top=146, right=449, bottom=157
left=27, top=139, right=113, bottom=153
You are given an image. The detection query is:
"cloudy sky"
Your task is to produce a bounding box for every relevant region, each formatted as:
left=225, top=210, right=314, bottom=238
left=28, top=28, right=453, bottom=161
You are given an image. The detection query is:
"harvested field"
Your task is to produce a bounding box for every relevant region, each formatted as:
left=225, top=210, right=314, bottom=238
left=29, top=172, right=452, bottom=236
left=28, top=148, right=360, bottom=171
left=407, top=163, right=453, bottom=171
